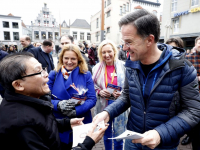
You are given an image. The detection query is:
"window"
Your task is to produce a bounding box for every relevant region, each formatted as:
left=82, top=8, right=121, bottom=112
left=47, top=12, right=49, bottom=15
left=48, top=32, right=53, bottom=39
left=13, top=32, right=19, bottom=40
left=55, top=32, right=59, bottom=39
left=171, top=0, right=177, bottom=12
left=4, top=32, right=10, bottom=40
left=192, top=0, right=199, bottom=6
left=120, top=6, right=122, bottom=15
left=87, top=33, right=91, bottom=40
left=96, top=32, right=99, bottom=41
left=43, top=11, right=46, bottom=15
left=47, top=21, right=49, bottom=24
left=44, top=21, right=46, bottom=24
left=73, top=32, right=77, bottom=40
left=96, top=18, right=99, bottom=28
left=12, top=22, right=18, bottom=28
left=105, top=1, right=106, bottom=8
left=80, top=32, right=84, bottom=40
left=38, top=20, right=40, bottom=24
left=123, top=4, right=126, bottom=13
left=107, top=0, right=111, bottom=6
left=34, top=31, right=39, bottom=39
left=52, top=21, right=55, bottom=25
left=107, top=10, right=111, bottom=17
left=3, top=21, right=9, bottom=28
left=173, top=18, right=179, bottom=33
left=107, top=27, right=110, bottom=33
left=126, top=3, right=129, bottom=12
left=41, top=31, right=46, bottom=39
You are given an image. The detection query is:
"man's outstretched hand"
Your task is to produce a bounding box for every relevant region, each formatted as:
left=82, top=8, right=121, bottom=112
left=132, top=130, right=161, bottom=149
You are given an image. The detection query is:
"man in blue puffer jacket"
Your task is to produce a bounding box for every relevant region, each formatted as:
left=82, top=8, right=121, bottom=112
left=93, top=9, right=200, bottom=150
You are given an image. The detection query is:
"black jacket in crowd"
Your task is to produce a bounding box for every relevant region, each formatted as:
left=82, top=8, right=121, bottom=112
left=80, top=50, right=93, bottom=74
left=28, top=47, right=55, bottom=73
left=22, top=44, right=35, bottom=52
left=118, top=49, right=127, bottom=62
left=0, top=91, right=95, bottom=150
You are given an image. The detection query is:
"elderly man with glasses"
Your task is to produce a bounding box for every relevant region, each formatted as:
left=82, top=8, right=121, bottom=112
left=0, top=53, right=108, bottom=150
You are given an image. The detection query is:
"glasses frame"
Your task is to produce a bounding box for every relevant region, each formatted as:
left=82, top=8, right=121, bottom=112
left=20, top=67, right=47, bottom=79
left=121, top=40, right=131, bottom=48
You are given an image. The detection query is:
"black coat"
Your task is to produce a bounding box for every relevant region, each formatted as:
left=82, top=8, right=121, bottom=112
left=0, top=91, right=95, bottom=150
left=22, top=44, right=34, bottom=52
left=28, top=47, right=55, bottom=73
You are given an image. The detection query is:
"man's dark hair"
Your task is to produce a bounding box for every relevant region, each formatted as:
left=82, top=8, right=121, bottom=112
left=0, top=52, right=34, bottom=92
left=119, top=9, right=160, bottom=43
left=195, top=36, right=200, bottom=44
left=60, top=35, right=74, bottom=43
left=43, top=40, right=52, bottom=47
left=166, top=37, right=184, bottom=48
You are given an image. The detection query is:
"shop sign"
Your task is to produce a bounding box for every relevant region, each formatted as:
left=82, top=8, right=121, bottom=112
left=174, top=10, right=189, bottom=17
left=190, top=7, right=200, bottom=13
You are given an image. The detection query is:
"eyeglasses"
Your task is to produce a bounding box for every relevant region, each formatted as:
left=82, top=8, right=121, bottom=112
left=121, top=40, right=131, bottom=48
left=20, top=67, right=48, bottom=79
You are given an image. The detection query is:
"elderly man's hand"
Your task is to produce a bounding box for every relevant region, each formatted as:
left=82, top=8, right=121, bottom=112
left=132, top=130, right=161, bottom=149
left=87, top=122, right=109, bottom=143
left=71, top=117, right=84, bottom=128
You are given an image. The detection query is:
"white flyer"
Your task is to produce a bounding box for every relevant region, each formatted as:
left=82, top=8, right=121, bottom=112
left=72, top=121, right=105, bottom=147
left=108, top=130, right=144, bottom=140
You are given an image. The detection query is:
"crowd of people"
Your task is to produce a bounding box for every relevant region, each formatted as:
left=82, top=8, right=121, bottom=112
left=1, top=9, right=200, bottom=150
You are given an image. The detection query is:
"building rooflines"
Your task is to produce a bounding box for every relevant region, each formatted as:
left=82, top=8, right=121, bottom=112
left=70, top=19, right=90, bottom=29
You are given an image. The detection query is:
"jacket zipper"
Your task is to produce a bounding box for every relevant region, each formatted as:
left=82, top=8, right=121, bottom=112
left=132, top=69, right=146, bottom=132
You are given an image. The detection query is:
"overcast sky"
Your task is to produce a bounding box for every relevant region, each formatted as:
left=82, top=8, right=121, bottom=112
left=0, top=0, right=101, bottom=25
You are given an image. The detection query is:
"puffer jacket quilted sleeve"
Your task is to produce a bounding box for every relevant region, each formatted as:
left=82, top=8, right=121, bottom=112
left=155, top=61, right=200, bottom=146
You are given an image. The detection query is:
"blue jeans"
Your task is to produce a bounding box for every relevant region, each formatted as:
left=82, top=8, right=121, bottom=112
left=124, top=139, right=177, bottom=150
left=103, top=100, right=123, bottom=150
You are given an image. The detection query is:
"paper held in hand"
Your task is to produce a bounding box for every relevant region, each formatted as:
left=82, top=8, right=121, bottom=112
left=107, top=83, right=122, bottom=94
left=72, top=121, right=105, bottom=147
left=108, top=130, right=144, bottom=140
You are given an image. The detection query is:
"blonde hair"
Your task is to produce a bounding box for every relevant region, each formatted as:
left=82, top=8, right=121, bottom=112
left=98, top=40, right=118, bottom=62
left=57, top=44, right=88, bottom=74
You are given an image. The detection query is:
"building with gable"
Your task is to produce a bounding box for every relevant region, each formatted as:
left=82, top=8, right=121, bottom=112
left=69, top=19, right=91, bottom=44
left=160, top=0, right=200, bottom=49
left=30, top=3, right=60, bottom=51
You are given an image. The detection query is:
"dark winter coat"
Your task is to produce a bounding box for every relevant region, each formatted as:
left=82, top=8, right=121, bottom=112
left=28, top=47, right=54, bottom=73
left=22, top=44, right=34, bottom=52
left=0, top=91, right=95, bottom=150
left=105, top=44, right=200, bottom=149
left=88, top=47, right=96, bottom=65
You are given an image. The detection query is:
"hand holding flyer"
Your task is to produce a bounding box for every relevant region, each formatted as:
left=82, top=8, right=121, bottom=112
left=106, top=83, right=122, bottom=94
left=72, top=121, right=105, bottom=147
left=108, top=130, right=144, bottom=140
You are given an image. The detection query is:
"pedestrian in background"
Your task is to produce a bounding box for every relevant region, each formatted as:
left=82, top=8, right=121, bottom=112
left=186, top=36, right=200, bottom=150
left=20, top=35, right=34, bottom=52
left=165, top=37, right=184, bottom=48
left=118, top=44, right=128, bottom=62
left=88, top=43, right=97, bottom=67
left=92, top=40, right=127, bottom=150
left=7, top=45, right=17, bottom=54
left=93, top=9, right=200, bottom=150
left=28, top=40, right=55, bottom=73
